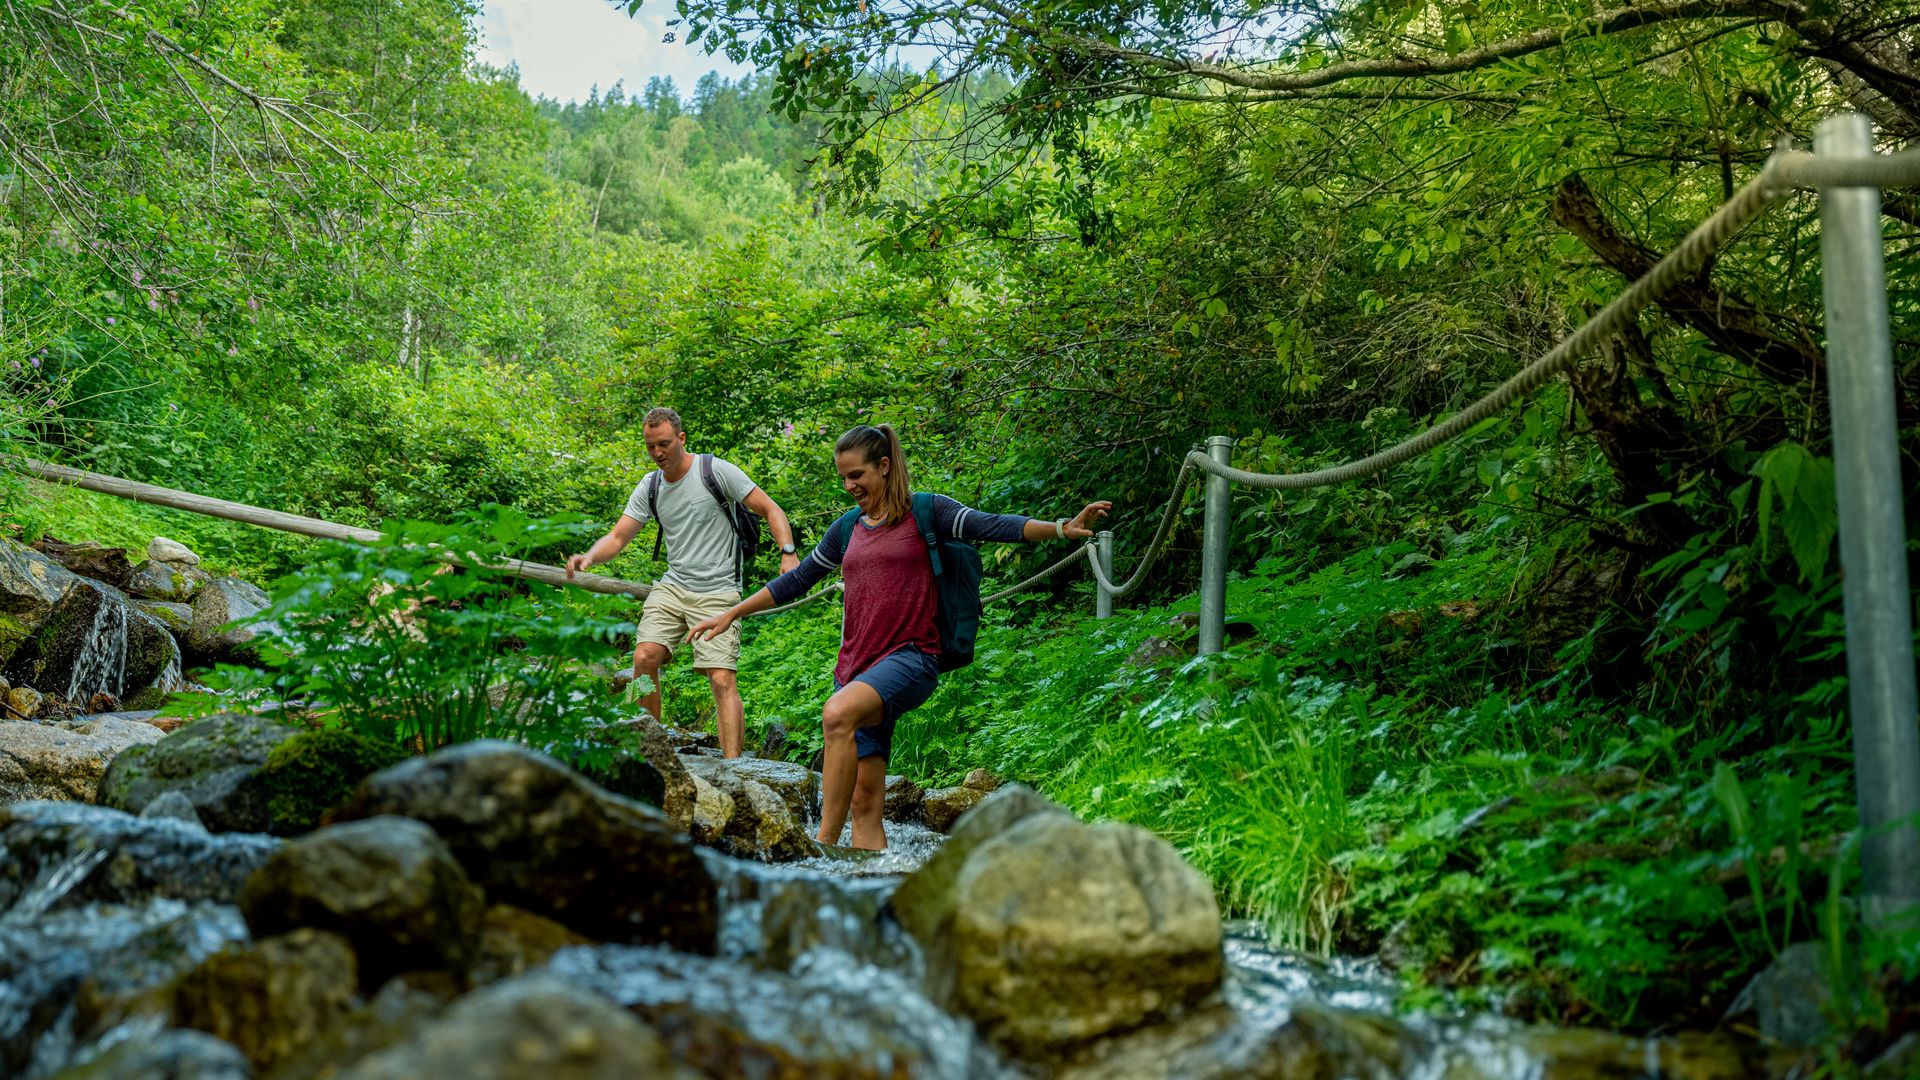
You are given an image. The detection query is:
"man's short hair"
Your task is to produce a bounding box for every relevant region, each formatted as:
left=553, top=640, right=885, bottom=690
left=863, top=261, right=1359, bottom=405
left=643, top=407, right=684, bottom=435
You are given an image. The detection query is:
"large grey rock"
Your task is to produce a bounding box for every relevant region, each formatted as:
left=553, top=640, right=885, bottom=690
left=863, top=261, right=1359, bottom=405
left=186, top=576, right=272, bottom=661
left=0, top=801, right=281, bottom=911
left=889, top=786, right=1222, bottom=1060
left=148, top=536, right=202, bottom=566
left=0, top=537, right=82, bottom=668
left=98, top=712, right=299, bottom=832
left=2, top=548, right=171, bottom=706
left=336, top=974, right=702, bottom=1080
left=172, top=929, right=362, bottom=1074
left=329, top=741, right=717, bottom=951
left=240, top=817, right=486, bottom=984
left=0, top=717, right=165, bottom=803
left=126, top=559, right=211, bottom=604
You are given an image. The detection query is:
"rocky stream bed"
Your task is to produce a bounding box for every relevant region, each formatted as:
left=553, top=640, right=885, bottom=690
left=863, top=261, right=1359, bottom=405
left=0, top=531, right=1892, bottom=1078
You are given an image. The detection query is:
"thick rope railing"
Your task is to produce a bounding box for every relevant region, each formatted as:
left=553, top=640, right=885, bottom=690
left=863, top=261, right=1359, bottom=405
left=1179, top=146, right=1920, bottom=492
left=1065, top=143, right=1920, bottom=606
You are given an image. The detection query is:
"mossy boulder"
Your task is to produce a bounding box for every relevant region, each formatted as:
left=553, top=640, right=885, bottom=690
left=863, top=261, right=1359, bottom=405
left=258, top=728, right=409, bottom=833
left=98, top=711, right=300, bottom=832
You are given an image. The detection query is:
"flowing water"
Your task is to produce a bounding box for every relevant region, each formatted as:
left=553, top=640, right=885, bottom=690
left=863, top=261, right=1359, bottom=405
left=62, top=583, right=128, bottom=704
left=0, top=795, right=1741, bottom=1079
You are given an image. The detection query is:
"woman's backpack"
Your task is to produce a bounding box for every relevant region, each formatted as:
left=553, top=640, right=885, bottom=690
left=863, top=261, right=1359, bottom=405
left=825, top=493, right=983, bottom=671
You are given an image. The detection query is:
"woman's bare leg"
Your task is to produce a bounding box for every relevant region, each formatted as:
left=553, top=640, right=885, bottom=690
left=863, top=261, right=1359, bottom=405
left=848, top=755, right=889, bottom=850
left=818, top=681, right=885, bottom=846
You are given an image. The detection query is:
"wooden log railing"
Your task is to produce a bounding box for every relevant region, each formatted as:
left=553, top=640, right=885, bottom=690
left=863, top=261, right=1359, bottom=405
left=9, top=457, right=655, bottom=600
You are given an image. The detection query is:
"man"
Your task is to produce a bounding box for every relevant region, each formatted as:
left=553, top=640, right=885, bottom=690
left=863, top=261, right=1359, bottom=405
left=566, top=407, right=799, bottom=757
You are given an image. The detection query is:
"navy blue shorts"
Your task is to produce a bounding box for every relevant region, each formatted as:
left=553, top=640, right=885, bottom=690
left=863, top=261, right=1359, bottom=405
left=835, top=647, right=940, bottom=761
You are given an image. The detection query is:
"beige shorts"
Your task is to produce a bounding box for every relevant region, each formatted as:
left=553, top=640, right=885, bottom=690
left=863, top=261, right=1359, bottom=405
left=635, top=581, right=742, bottom=670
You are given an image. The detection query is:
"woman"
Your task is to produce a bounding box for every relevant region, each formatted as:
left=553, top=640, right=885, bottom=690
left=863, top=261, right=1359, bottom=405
left=687, top=424, right=1110, bottom=850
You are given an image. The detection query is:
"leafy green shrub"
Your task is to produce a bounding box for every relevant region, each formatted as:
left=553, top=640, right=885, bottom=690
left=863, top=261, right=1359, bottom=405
left=181, top=507, right=639, bottom=765
left=258, top=727, right=408, bottom=834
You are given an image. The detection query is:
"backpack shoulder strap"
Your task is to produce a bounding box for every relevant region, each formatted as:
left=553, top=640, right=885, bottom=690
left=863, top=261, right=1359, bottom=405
left=911, top=492, right=942, bottom=577
left=825, top=507, right=862, bottom=558
left=698, top=453, right=729, bottom=509
left=648, top=471, right=665, bottom=561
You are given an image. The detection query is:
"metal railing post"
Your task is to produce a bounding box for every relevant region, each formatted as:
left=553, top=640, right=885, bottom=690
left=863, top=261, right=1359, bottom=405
left=1096, top=529, right=1115, bottom=619
left=1817, top=113, right=1920, bottom=926
left=1198, top=436, right=1234, bottom=655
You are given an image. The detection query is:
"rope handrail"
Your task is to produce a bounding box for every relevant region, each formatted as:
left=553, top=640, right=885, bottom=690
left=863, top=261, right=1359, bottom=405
left=1004, top=140, right=1920, bottom=603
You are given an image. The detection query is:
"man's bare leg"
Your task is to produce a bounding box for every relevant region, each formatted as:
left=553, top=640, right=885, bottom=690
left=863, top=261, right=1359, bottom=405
left=700, top=667, right=744, bottom=758
left=848, top=755, right=889, bottom=851
left=818, top=681, right=884, bottom=846
left=632, top=642, right=671, bottom=724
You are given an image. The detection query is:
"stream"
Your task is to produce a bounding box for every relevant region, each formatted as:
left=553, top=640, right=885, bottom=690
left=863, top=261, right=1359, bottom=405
left=0, top=792, right=1761, bottom=1079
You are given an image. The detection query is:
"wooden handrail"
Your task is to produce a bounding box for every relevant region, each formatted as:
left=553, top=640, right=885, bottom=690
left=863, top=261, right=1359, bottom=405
left=9, top=457, right=654, bottom=600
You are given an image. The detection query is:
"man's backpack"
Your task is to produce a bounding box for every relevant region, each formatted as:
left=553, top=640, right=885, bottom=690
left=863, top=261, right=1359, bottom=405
left=647, top=454, right=763, bottom=586
left=826, top=492, right=982, bottom=672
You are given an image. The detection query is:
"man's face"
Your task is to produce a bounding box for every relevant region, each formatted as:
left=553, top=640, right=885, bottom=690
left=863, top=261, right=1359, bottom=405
left=644, top=422, right=686, bottom=467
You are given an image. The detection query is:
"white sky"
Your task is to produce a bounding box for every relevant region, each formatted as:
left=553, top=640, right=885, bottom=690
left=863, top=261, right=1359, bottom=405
left=475, top=0, right=752, bottom=104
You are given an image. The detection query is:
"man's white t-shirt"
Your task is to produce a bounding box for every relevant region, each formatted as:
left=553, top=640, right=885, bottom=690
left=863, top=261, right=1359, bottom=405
left=622, top=456, right=758, bottom=595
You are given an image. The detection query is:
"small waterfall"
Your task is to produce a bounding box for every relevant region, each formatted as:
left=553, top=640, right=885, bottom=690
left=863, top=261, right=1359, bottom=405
left=0, top=848, right=111, bottom=924
left=63, top=583, right=127, bottom=703
left=150, top=635, right=185, bottom=694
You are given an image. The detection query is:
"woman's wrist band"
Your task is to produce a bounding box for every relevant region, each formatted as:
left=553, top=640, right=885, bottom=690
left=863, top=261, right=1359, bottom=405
left=1054, top=517, right=1069, bottom=538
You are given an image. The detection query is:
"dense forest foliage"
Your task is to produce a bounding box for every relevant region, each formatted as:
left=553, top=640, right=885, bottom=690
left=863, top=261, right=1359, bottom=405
left=5, top=0, right=1919, bottom=1058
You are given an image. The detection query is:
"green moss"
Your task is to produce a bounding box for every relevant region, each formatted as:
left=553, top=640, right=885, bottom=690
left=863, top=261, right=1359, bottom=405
left=258, top=728, right=408, bottom=834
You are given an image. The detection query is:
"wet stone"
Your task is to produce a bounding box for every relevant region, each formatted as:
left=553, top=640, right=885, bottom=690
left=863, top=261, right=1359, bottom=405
left=5, top=684, right=45, bottom=718
left=0, top=899, right=249, bottom=1079
left=239, top=816, right=486, bottom=986
left=884, top=774, right=925, bottom=823
left=135, top=599, right=194, bottom=634
left=921, top=784, right=988, bottom=833
left=0, top=717, right=165, bottom=803
left=551, top=945, right=1013, bottom=1080
left=890, top=786, right=1222, bottom=1062
left=334, top=973, right=703, bottom=1080
left=0, top=801, right=281, bottom=913
left=469, top=903, right=595, bottom=986
left=97, top=711, right=300, bottom=833
left=172, top=929, right=362, bottom=1074
left=329, top=741, right=717, bottom=951
left=47, top=1027, right=252, bottom=1080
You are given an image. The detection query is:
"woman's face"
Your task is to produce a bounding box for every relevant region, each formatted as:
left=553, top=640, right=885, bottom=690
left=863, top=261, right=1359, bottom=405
left=836, top=449, right=888, bottom=516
